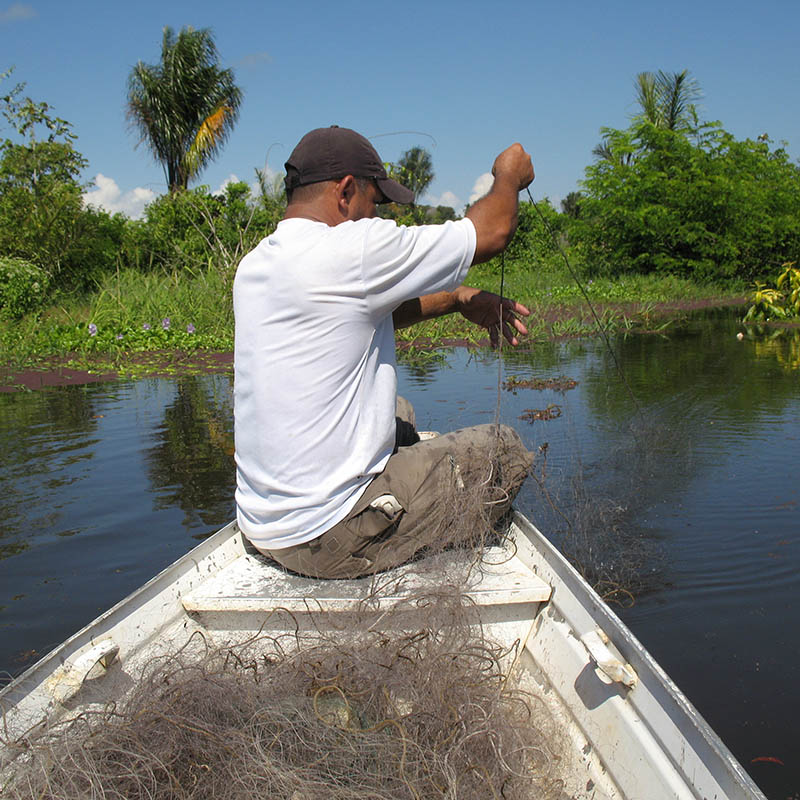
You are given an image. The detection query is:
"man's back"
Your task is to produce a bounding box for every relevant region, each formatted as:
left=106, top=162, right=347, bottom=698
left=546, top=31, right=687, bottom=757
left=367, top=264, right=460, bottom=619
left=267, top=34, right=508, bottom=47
left=233, top=215, right=475, bottom=551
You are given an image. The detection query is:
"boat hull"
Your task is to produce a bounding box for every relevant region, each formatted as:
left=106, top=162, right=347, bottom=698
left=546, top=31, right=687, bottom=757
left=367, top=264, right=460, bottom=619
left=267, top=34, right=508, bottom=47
left=0, top=514, right=765, bottom=799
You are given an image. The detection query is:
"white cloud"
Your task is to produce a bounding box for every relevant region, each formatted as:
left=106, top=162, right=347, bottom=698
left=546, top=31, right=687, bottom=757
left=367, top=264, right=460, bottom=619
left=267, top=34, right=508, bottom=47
left=422, top=190, right=460, bottom=210
left=468, top=172, right=493, bottom=205
left=0, top=3, right=36, bottom=23
left=82, top=174, right=155, bottom=219
left=213, top=173, right=242, bottom=196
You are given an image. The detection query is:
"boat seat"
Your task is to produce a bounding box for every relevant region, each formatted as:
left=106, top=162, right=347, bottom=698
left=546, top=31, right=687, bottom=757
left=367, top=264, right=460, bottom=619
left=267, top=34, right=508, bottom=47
left=181, top=544, right=552, bottom=617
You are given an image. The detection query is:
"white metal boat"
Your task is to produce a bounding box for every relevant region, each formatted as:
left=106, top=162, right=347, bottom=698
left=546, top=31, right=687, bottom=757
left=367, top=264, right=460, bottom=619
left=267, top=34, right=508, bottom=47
left=0, top=512, right=765, bottom=799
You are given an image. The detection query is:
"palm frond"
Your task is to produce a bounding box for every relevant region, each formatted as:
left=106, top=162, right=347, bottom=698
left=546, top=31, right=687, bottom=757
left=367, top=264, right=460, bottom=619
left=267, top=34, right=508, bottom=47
left=635, top=72, right=662, bottom=126
left=657, top=69, right=701, bottom=131
left=633, top=69, right=701, bottom=132
left=184, top=103, right=236, bottom=179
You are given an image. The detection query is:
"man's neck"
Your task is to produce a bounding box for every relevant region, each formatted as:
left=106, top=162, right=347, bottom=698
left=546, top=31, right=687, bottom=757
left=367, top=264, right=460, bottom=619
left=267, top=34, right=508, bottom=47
left=282, top=205, right=332, bottom=225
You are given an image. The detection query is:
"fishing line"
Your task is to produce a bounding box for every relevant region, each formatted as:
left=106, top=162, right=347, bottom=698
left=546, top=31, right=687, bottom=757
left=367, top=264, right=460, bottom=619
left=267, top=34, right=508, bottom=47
left=525, top=187, right=643, bottom=417
left=368, top=130, right=439, bottom=148
left=492, top=251, right=508, bottom=430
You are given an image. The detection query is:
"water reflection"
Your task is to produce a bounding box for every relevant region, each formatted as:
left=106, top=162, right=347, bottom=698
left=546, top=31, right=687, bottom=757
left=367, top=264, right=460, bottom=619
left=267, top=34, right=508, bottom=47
left=0, top=377, right=236, bottom=679
left=144, top=376, right=235, bottom=529
left=0, top=384, right=105, bottom=560
left=747, top=326, right=800, bottom=371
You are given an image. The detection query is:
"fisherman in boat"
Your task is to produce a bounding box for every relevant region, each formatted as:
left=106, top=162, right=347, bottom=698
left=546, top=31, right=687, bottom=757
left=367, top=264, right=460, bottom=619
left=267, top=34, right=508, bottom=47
left=233, top=126, right=535, bottom=578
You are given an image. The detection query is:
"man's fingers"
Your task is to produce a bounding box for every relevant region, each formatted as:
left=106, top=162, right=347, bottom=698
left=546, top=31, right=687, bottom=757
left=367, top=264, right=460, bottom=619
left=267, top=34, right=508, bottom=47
left=503, top=320, right=519, bottom=346
left=488, top=318, right=523, bottom=348
left=503, top=297, right=530, bottom=317
left=498, top=304, right=528, bottom=339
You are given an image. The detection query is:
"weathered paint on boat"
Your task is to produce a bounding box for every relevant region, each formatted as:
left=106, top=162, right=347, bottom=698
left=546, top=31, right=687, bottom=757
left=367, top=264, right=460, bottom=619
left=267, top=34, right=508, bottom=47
left=0, top=513, right=765, bottom=799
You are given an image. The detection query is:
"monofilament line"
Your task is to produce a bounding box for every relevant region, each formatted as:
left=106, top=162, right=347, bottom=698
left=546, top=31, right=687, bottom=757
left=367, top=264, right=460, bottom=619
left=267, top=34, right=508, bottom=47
left=525, top=188, right=643, bottom=417
left=495, top=251, right=506, bottom=428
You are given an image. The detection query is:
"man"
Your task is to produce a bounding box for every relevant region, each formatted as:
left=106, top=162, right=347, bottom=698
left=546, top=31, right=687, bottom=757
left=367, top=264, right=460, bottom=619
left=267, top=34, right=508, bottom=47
left=233, top=126, right=535, bottom=578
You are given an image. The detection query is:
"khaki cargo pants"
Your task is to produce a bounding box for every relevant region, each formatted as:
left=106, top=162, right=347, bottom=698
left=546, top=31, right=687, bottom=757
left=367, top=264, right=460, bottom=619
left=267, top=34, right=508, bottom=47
left=260, top=398, right=533, bottom=579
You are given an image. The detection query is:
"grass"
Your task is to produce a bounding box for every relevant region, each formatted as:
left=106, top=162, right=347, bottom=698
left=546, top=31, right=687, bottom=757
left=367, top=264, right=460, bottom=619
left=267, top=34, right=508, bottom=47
left=1, top=258, right=743, bottom=382
left=0, top=267, right=234, bottom=377
left=395, top=259, right=740, bottom=345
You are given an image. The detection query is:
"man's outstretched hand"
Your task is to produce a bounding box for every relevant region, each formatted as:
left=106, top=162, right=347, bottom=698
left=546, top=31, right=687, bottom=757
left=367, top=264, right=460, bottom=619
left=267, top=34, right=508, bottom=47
left=453, top=286, right=530, bottom=347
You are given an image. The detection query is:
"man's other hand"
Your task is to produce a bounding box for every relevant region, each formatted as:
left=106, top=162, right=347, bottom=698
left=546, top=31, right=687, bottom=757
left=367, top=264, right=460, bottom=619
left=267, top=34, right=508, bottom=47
left=454, top=286, right=530, bottom=347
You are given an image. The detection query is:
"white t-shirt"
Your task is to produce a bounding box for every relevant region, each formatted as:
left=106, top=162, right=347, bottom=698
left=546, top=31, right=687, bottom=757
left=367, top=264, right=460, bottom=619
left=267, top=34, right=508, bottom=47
left=233, top=215, right=476, bottom=550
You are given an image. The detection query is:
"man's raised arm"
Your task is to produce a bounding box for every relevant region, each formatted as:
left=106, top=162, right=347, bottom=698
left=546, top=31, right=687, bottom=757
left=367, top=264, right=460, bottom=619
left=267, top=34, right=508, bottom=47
left=392, top=143, right=534, bottom=346
left=466, top=143, right=534, bottom=264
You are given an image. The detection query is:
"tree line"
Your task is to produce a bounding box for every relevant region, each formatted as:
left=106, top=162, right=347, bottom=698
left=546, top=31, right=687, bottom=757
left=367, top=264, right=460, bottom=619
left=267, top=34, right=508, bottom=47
left=2, top=28, right=800, bottom=323
left=564, top=70, right=800, bottom=284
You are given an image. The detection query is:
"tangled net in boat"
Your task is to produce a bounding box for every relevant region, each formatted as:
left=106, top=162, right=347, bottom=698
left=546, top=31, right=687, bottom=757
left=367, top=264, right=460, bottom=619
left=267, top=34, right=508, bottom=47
left=2, top=430, right=567, bottom=800
left=2, top=591, right=565, bottom=800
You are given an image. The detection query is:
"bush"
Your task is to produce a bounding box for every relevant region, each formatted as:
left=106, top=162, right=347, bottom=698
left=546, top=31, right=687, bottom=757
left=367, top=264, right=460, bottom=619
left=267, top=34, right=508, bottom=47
left=0, top=256, right=50, bottom=318
left=576, top=122, right=800, bottom=283
left=121, top=182, right=282, bottom=289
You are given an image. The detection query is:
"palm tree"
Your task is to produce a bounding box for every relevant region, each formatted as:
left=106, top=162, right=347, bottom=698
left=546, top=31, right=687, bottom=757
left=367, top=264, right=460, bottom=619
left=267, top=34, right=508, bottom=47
left=634, top=69, right=700, bottom=131
left=560, top=191, right=582, bottom=219
left=593, top=69, right=701, bottom=163
left=127, top=26, right=242, bottom=193
left=397, top=146, right=434, bottom=201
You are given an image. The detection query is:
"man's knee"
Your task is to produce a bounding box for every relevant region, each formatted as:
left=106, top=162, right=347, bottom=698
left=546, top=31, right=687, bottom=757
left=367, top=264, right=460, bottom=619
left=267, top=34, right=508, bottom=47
left=395, top=395, right=415, bottom=426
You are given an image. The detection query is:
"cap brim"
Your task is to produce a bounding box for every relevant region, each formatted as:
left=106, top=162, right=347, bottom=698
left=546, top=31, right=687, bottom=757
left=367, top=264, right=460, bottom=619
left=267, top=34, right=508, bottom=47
left=376, top=177, right=415, bottom=205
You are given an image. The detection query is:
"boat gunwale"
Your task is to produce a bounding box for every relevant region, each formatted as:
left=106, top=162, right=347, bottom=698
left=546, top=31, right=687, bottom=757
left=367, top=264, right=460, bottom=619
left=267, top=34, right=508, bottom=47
left=0, top=521, right=242, bottom=725
left=511, top=511, right=765, bottom=799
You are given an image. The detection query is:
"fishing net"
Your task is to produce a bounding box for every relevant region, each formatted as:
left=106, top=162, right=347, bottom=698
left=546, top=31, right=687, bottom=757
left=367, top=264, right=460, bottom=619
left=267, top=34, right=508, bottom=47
left=518, top=388, right=690, bottom=606
left=1, top=433, right=568, bottom=800
left=2, top=594, right=564, bottom=800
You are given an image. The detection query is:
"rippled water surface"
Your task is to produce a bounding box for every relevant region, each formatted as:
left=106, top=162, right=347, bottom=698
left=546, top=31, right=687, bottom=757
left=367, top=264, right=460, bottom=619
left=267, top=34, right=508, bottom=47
left=1, top=310, right=798, bottom=799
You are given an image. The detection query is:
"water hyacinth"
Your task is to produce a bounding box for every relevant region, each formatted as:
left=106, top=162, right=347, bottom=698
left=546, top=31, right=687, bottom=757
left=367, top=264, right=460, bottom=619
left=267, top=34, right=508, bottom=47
left=187, top=323, right=195, bottom=334
left=116, top=333, right=124, bottom=340
left=162, top=317, right=171, bottom=330
left=88, top=323, right=97, bottom=336
left=142, top=323, right=151, bottom=331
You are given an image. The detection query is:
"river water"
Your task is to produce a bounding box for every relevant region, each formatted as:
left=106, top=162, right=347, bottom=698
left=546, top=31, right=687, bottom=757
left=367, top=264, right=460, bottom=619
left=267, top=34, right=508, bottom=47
left=1, top=310, right=798, bottom=799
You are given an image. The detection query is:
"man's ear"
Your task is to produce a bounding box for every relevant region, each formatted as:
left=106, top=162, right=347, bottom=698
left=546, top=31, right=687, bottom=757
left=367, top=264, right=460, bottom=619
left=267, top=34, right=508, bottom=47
left=335, top=175, right=356, bottom=214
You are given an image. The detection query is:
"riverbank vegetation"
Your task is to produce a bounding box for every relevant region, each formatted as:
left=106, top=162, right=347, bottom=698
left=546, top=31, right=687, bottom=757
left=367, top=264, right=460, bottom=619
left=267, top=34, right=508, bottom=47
left=2, top=61, right=799, bottom=382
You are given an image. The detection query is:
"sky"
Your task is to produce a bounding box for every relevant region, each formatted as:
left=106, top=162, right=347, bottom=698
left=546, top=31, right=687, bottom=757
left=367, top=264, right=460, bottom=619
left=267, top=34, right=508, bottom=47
left=2, top=0, right=799, bottom=218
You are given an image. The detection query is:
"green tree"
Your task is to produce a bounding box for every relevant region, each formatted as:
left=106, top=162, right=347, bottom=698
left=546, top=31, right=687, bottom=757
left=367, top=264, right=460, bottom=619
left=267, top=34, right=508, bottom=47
left=429, top=205, right=457, bottom=223
left=123, top=181, right=281, bottom=295
left=561, top=191, right=582, bottom=218
left=127, top=26, right=242, bottom=193
left=396, top=146, right=434, bottom=201
left=576, top=121, right=800, bottom=282
left=0, top=71, right=89, bottom=282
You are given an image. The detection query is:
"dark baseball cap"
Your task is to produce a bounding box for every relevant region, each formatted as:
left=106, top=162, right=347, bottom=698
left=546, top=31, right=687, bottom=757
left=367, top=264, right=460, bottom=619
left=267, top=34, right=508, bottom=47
left=284, top=126, right=415, bottom=205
